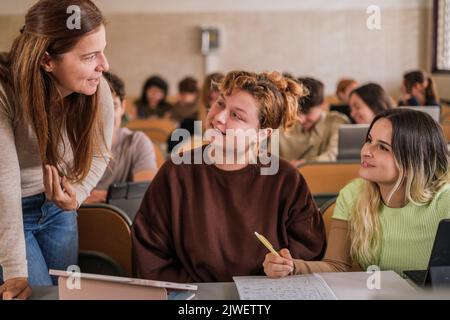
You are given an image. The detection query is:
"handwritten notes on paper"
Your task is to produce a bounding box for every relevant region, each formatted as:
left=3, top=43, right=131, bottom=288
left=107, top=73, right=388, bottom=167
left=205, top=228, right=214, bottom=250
left=233, top=274, right=337, bottom=300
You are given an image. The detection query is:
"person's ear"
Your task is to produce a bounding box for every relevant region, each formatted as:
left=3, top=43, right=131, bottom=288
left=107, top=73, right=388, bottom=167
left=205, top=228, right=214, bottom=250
left=40, top=52, right=54, bottom=73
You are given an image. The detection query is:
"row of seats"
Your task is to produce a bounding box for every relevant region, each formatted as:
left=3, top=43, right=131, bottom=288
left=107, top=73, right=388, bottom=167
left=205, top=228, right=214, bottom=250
left=78, top=204, right=132, bottom=277
left=126, top=118, right=176, bottom=146
left=299, top=160, right=360, bottom=206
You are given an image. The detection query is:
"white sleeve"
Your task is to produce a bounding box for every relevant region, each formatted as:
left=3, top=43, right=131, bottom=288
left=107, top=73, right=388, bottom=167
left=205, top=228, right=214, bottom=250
left=0, top=87, right=28, bottom=280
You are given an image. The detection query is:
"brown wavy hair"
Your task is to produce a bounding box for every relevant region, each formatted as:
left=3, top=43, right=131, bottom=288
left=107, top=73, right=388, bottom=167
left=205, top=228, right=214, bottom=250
left=5, top=0, right=107, bottom=183
left=220, top=71, right=306, bottom=130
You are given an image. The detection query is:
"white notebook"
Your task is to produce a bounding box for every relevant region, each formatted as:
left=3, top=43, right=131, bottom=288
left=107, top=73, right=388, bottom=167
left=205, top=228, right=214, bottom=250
left=233, top=274, right=337, bottom=300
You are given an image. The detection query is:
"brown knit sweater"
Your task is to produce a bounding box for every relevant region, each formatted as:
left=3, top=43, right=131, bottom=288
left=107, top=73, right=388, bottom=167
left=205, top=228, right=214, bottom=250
left=132, top=150, right=326, bottom=282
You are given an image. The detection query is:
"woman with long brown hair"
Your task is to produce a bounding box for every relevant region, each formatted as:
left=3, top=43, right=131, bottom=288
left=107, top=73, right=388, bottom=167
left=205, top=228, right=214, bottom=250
left=0, top=0, right=113, bottom=299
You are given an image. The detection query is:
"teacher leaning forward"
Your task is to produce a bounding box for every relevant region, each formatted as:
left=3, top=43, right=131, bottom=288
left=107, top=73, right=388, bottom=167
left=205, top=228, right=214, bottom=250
left=0, top=0, right=113, bottom=299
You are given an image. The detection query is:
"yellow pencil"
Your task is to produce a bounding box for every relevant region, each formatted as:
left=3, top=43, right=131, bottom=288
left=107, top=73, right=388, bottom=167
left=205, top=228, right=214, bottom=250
left=254, top=232, right=280, bottom=257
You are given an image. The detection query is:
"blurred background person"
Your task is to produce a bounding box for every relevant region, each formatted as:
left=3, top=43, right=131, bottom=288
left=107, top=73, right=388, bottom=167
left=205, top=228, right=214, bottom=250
left=167, top=72, right=225, bottom=153
left=134, top=75, right=172, bottom=119
left=171, top=76, right=200, bottom=123
left=329, top=78, right=358, bottom=123
left=349, top=83, right=394, bottom=124
left=85, top=71, right=157, bottom=203
left=398, top=70, right=440, bottom=107
left=280, top=77, right=350, bottom=166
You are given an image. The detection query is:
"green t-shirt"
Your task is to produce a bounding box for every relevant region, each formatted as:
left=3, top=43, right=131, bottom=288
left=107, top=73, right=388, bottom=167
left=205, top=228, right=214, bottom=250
left=333, top=178, right=450, bottom=275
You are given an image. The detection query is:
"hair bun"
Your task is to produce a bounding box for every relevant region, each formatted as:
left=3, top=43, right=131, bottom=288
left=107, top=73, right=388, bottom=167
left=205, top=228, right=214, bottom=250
left=263, top=71, right=307, bottom=99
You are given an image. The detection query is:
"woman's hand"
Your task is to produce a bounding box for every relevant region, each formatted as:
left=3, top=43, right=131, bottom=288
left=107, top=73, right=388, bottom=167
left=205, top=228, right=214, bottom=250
left=43, top=165, right=77, bottom=211
left=0, top=277, right=32, bottom=300
left=262, top=248, right=295, bottom=278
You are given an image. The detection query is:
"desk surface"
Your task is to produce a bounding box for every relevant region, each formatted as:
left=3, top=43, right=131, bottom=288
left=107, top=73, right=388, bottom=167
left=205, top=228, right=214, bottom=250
left=30, top=282, right=240, bottom=300
left=30, top=271, right=443, bottom=300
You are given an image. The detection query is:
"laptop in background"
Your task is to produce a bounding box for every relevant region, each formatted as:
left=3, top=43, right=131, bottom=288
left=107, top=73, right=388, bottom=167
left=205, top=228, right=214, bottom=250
left=337, top=124, right=370, bottom=160
left=399, top=106, right=441, bottom=123
left=107, top=181, right=151, bottom=222
left=403, top=219, right=450, bottom=288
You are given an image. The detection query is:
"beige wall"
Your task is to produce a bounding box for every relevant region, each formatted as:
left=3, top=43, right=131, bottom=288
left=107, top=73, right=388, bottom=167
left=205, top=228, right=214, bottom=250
left=0, top=1, right=438, bottom=100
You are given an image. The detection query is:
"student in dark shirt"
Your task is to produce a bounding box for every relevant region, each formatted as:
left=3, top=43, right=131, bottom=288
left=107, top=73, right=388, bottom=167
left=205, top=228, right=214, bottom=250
left=398, top=70, right=440, bottom=107
left=132, top=71, right=326, bottom=283
left=134, top=75, right=172, bottom=119
left=167, top=76, right=201, bottom=153
left=171, top=76, right=200, bottom=123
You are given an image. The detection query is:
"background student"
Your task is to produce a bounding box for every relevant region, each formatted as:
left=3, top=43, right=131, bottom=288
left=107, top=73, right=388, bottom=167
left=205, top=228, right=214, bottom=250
left=349, top=83, right=394, bottom=124
left=170, top=76, right=200, bottom=123
left=134, top=75, right=173, bottom=119
left=132, top=71, right=326, bottom=283
left=167, top=72, right=225, bottom=154
left=0, top=0, right=113, bottom=299
left=329, top=78, right=358, bottom=123
left=263, top=109, right=450, bottom=277
left=279, top=77, right=350, bottom=166
left=85, top=71, right=157, bottom=203
left=398, top=70, right=440, bottom=107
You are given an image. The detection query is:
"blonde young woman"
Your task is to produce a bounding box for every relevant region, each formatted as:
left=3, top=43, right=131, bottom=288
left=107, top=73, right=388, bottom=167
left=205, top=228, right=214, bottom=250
left=132, top=71, right=326, bottom=283
left=263, top=108, right=450, bottom=277
left=0, top=0, right=113, bottom=299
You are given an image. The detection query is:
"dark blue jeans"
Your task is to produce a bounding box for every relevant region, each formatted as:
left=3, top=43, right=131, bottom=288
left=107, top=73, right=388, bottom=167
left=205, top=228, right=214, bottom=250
left=0, top=193, right=78, bottom=286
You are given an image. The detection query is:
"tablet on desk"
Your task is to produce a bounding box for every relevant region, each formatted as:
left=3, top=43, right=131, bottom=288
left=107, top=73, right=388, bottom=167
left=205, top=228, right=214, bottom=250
left=49, top=269, right=197, bottom=300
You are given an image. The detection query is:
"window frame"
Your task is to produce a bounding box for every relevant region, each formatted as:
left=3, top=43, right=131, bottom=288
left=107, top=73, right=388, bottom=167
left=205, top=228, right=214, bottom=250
left=433, top=0, right=450, bottom=73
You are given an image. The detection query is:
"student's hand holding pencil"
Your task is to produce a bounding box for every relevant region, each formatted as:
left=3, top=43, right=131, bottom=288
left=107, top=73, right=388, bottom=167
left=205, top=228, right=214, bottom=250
left=262, top=248, right=295, bottom=278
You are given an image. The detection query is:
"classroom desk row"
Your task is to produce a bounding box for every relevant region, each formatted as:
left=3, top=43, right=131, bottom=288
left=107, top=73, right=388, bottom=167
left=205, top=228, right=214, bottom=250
left=29, top=271, right=448, bottom=300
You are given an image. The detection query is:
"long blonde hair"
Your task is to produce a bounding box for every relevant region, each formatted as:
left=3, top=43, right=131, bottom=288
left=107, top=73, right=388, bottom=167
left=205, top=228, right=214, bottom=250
left=350, top=109, right=450, bottom=266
